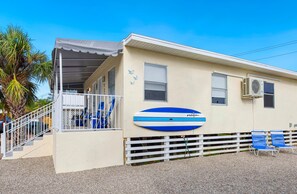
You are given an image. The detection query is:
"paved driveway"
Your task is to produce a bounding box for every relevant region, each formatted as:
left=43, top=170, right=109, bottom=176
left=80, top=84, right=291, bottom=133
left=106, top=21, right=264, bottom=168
left=0, top=152, right=297, bottom=193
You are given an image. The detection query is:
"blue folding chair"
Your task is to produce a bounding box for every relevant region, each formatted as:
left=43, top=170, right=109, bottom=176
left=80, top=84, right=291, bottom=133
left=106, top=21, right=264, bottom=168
left=250, top=130, right=278, bottom=156
left=91, top=101, right=105, bottom=128
left=94, top=97, right=115, bottom=129
left=271, top=130, right=295, bottom=153
left=75, top=107, right=88, bottom=127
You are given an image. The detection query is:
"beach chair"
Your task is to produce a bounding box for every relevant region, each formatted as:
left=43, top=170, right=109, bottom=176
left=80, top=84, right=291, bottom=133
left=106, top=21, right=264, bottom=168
left=94, top=97, right=115, bottom=129
left=270, top=130, right=295, bottom=153
left=91, top=101, right=105, bottom=128
left=75, top=107, right=88, bottom=127
left=250, top=130, right=278, bottom=156
left=102, top=97, right=116, bottom=128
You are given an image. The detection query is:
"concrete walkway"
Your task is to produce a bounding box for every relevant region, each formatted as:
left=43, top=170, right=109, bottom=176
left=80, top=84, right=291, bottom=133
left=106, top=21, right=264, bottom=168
left=0, top=152, right=297, bottom=193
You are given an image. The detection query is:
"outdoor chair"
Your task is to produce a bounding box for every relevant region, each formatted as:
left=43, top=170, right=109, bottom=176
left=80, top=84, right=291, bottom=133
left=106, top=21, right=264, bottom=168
left=91, top=101, right=105, bottom=128
left=92, top=97, right=115, bottom=129
left=250, top=130, right=278, bottom=156
left=270, top=130, right=295, bottom=153
left=74, top=107, right=89, bottom=127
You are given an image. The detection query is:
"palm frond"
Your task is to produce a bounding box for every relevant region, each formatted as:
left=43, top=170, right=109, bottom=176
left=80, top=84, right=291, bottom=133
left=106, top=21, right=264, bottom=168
left=33, top=60, right=53, bottom=82
left=6, top=74, right=29, bottom=102
left=0, top=25, right=50, bottom=118
left=0, top=68, right=7, bottom=79
left=25, top=81, right=37, bottom=106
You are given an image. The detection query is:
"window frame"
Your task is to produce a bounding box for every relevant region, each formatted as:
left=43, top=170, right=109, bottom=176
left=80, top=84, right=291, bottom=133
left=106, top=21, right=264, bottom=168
left=144, top=63, right=168, bottom=102
left=108, top=67, right=116, bottom=95
left=263, top=81, right=275, bottom=108
left=211, top=73, right=228, bottom=106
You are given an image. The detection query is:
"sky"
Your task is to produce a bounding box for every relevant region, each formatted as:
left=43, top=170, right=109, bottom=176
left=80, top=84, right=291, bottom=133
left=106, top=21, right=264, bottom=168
left=1, top=0, right=297, bottom=98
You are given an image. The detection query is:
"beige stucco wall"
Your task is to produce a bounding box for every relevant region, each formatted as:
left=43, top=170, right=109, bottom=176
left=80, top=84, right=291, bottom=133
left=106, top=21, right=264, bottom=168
left=54, top=130, right=124, bottom=173
left=122, top=46, right=297, bottom=137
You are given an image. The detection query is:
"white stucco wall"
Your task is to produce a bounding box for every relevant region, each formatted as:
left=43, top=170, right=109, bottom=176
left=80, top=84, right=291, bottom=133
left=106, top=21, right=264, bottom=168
left=54, top=130, right=124, bottom=173
left=122, top=46, right=297, bottom=137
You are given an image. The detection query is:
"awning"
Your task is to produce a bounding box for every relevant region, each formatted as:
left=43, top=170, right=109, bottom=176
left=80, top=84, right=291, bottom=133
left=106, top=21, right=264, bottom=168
left=52, top=38, right=123, bottom=92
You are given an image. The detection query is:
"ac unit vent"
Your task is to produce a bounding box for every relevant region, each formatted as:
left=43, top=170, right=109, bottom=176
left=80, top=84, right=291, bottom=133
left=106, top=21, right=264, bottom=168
left=242, top=77, right=264, bottom=98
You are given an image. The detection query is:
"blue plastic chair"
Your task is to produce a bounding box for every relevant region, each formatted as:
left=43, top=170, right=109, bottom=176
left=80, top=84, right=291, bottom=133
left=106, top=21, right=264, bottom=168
left=91, top=102, right=105, bottom=128
left=250, top=130, right=278, bottom=156
left=75, top=107, right=88, bottom=127
left=271, top=130, right=295, bottom=153
left=95, top=97, right=116, bottom=129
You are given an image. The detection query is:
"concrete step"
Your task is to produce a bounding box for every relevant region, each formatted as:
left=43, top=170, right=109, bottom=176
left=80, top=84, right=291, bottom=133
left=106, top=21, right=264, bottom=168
left=3, top=134, right=53, bottom=160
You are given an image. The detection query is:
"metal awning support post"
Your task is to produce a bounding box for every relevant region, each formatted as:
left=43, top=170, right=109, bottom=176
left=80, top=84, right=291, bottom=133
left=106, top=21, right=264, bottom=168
left=59, top=51, right=63, bottom=94
left=59, top=51, right=63, bottom=132
left=54, top=71, right=58, bottom=99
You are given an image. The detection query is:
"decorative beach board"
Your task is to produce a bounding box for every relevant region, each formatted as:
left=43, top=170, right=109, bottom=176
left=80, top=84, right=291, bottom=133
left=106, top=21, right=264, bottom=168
left=133, top=107, right=206, bottom=131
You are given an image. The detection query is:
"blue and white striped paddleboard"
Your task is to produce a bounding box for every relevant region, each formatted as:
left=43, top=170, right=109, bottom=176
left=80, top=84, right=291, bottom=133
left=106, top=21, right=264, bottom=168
left=133, top=107, right=206, bottom=131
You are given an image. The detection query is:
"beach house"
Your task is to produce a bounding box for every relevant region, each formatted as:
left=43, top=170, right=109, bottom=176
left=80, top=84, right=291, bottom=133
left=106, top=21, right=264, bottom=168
left=2, top=34, right=297, bottom=173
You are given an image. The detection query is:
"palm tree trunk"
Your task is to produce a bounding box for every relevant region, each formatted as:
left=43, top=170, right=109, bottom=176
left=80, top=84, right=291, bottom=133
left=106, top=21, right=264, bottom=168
left=5, top=97, right=26, bottom=119
left=4, top=95, right=26, bottom=147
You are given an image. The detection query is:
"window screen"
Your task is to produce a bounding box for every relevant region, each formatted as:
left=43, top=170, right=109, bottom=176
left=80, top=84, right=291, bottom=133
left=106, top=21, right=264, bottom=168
left=212, top=73, right=227, bottom=105
left=264, top=82, right=274, bottom=108
left=144, top=64, right=167, bottom=101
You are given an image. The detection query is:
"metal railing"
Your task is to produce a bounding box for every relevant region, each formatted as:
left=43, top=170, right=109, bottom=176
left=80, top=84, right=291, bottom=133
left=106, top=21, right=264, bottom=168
left=58, top=93, right=122, bottom=131
left=1, top=102, right=53, bottom=157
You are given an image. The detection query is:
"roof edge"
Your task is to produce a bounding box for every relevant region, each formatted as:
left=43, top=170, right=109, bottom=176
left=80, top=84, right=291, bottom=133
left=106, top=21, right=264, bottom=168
left=123, top=33, right=297, bottom=79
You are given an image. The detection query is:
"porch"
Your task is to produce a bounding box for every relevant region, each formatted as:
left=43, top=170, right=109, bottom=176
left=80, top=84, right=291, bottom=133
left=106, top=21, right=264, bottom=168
left=52, top=38, right=124, bottom=132
left=54, top=93, right=122, bottom=131
left=51, top=38, right=124, bottom=172
left=0, top=38, right=124, bottom=165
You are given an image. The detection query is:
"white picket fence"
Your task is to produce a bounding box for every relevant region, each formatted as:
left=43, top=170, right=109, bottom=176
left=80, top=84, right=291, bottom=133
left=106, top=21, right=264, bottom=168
left=125, top=130, right=297, bottom=164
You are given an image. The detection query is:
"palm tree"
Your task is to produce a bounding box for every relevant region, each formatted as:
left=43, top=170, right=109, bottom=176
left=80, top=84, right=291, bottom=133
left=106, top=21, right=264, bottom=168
left=0, top=26, right=52, bottom=119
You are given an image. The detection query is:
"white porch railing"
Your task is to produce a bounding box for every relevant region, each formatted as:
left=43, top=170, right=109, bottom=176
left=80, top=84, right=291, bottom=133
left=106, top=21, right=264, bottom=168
left=1, top=102, right=53, bottom=157
left=53, top=93, right=122, bottom=131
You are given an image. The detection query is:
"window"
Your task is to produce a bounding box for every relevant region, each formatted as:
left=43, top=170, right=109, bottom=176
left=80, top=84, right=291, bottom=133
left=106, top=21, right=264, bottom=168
left=108, top=68, right=115, bottom=95
left=98, top=77, right=103, bottom=94
left=144, top=63, right=167, bottom=101
left=212, top=73, right=227, bottom=105
left=264, top=82, right=274, bottom=108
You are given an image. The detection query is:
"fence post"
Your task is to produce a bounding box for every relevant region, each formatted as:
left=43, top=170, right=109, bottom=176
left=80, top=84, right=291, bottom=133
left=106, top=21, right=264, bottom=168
left=1, top=123, right=6, bottom=158
left=236, top=132, right=240, bottom=153
left=164, top=136, right=170, bottom=161
left=126, top=138, right=131, bottom=165
left=199, top=134, right=204, bottom=157
left=289, top=130, right=293, bottom=145
left=11, top=122, right=13, bottom=152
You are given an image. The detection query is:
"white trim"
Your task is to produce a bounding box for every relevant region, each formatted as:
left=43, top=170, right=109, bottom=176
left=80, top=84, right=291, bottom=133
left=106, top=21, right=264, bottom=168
left=123, top=34, right=297, bottom=80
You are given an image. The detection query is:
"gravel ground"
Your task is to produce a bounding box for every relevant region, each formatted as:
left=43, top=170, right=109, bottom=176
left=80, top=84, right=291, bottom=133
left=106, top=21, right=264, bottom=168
left=0, top=152, right=297, bottom=194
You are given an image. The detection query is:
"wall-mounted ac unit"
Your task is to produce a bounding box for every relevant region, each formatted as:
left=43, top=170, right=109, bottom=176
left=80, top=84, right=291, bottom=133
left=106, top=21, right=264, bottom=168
left=242, top=77, right=264, bottom=98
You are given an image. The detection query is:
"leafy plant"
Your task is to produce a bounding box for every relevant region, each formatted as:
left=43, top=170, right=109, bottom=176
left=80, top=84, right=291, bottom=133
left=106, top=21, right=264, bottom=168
left=0, top=26, right=52, bottom=118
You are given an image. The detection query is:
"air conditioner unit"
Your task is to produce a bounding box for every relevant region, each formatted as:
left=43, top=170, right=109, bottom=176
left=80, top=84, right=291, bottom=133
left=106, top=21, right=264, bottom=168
left=242, top=77, right=264, bottom=98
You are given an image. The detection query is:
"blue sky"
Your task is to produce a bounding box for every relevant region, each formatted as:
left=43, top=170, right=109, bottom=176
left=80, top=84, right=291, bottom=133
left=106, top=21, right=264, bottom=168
left=1, top=0, right=297, bottom=98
